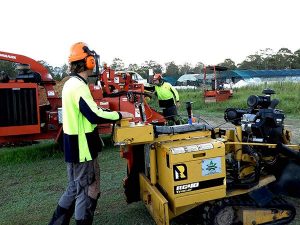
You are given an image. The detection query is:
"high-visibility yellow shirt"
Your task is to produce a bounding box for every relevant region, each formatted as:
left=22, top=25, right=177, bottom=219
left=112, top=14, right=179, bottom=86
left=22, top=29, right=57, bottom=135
left=62, top=73, right=121, bottom=162
left=155, top=82, right=179, bottom=107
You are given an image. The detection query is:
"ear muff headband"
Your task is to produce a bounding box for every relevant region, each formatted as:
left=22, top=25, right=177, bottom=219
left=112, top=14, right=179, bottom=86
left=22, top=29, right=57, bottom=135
left=82, top=45, right=96, bottom=70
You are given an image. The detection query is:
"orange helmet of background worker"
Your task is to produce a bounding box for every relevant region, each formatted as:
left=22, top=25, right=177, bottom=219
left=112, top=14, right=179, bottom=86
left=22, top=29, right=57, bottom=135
left=68, top=42, right=96, bottom=70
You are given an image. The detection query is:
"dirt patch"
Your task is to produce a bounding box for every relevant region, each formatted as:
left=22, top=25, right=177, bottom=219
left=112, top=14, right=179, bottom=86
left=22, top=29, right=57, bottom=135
left=284, top=118, right=300, bottom=144
left=200, top=114, right=300, bottom=144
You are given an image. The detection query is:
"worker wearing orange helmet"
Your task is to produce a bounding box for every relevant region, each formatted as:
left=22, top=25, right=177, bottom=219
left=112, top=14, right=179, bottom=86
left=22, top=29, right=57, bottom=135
left=49, top=42, right=133, bottom=225
left=149, top=73, right=180, bottom=124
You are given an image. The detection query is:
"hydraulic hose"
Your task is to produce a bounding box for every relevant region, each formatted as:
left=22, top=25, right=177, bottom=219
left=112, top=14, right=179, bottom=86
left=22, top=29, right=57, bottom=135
left=228, top=146, right=260, bottom=189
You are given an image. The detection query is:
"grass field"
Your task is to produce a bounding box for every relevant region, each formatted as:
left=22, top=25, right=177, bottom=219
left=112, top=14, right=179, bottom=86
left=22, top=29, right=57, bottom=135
left=0, top=140, right=156, bottom=225
left=174, top=82, right=300, bottom=117
left=2, top=139, right=300, bottom=225
left=1, top=82, right=300, bottom=225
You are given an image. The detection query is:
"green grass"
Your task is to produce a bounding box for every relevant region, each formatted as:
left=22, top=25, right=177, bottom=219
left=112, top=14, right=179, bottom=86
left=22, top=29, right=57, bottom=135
left=0, top=136, right=192, bottom=224
left=0, top=158, right=66, bottom=224
left=1, top=82, right=300, bottom=224
left=0, top=139, right=155, bottom=225
left=0, top=140, right=61, bottom=165
left=147, top=82, right=300, bottom=120
left=2, top=144, right=300, bottom=225
left=169, top=82, right=300, bottom=118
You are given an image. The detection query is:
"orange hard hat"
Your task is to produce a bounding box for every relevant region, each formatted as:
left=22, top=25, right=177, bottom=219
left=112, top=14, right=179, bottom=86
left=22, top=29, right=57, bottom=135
left=153, top=73, right=162, bottom=81
left=68, top=42, right=90, bottom=63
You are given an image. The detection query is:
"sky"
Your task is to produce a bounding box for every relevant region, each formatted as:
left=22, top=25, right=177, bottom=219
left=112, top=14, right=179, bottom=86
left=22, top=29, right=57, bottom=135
left=1, top=0, right=300, bottom=68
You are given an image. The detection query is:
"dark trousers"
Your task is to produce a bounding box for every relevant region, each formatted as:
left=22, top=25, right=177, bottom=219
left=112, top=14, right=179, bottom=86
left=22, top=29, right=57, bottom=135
left=49, top=158, right=100, bottom=225
left=162, top=105, right=180, bottom=125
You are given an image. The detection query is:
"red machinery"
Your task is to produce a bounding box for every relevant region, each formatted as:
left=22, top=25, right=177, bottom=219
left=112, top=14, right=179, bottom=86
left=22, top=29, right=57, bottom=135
left=0, top=51, right=62, bottom=145
left=203, top=65, right=233, bottom=103
left=91, top=65, right=165, bottom=133
left=0, top=51, right=165, bottom=145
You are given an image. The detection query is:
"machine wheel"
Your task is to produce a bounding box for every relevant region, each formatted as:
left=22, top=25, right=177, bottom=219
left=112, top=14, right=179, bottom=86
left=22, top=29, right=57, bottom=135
left=213, top=206, right=235, bottom=225
left=201, top=201, right=237, bottom=225
left=200, top=194, right=296, bottom=225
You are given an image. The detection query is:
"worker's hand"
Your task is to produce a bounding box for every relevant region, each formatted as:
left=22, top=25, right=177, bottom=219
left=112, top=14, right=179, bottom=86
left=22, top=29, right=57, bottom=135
left=144, top=90, right=153, bottom=95
left=176, top=101, right=180, bottom=108
left=145, top=96, right=151, bottom=103
left=120, top=111, right=134, bottom=119
left=144, top=91, right=154, bottom=100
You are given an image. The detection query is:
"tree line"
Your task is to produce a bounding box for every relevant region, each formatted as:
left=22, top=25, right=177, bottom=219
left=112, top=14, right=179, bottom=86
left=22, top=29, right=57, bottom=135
left=1, top=47, right=300, bottom=81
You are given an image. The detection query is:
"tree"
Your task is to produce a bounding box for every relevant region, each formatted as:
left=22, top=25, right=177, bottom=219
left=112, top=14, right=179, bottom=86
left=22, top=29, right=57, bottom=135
left=138, top=60, right=163, bottom=78
left=60, top=64, right=69, bottom=80
left=292, top=49, right=300, bottom=69
left=127, top=63, right=139, bottom=71
left=0, top=61, right=17, bottom=78
left=179, top=63, right=192, bottom=75
left=277, top=48, right=293, bottom=69
left=238, top=54, right=264, bottom=69
left=277, top=48, right=292, bottom=55
left=193, top=62, right=204, bottom=74
left=255, top=48, right=275, bottom=69
left=39, top=60, right=55, bottom=77
left=38, top=60, right=70, bottom=81
left=52, top=66, right=61, bottom=80
left=257, top=48, right=294, bottom=69
left=136, top=67, right=148, bottom=78
left=51, top=64, right=69, bottom=81
left=110, top=58, right=125, bottom=71
left=257, top=48, right=275, bottom=59
left=294, top=49, right=300, bottom=57
left=237, top=48, right=300, bottom=70
left=146, top=60, right=163, bottom=74
left=218, top=59, right=237, bottom=70
left=264, top=56, right=277, bottom=69
left=165, top=61, right=179, bottom=77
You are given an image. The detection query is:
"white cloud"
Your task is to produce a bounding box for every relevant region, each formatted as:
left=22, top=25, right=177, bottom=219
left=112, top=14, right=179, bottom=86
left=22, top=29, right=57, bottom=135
left=1, top=0, right=299, bottom=68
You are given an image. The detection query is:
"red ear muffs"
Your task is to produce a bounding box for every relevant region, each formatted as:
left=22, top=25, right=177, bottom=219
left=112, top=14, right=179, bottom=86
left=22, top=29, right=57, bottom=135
left=85, top=55, right=95, bottom=70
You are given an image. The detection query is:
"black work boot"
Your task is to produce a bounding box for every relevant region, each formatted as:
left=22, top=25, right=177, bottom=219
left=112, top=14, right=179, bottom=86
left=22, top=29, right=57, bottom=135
left=88, top=197, right=98, bottom=217
left=75, top=219, right=93, bottom=225
left=48, top=203, right=75, bottom=225
left=75, top=197, right=98, bottom=225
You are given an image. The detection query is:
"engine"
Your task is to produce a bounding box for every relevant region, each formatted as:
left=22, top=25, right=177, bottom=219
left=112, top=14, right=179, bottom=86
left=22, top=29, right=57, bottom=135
left=221, top=89, right=296, bottom=189
left=224, top=89, right=286, bottom=144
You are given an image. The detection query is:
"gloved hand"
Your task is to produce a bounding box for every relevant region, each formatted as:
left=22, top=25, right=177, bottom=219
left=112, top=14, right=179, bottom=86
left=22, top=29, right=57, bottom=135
left=176, top=101, right=180, bottom=108
left=144, top=90, right=153, bottom=98
left=145, top=96, right=151, bottom=103
left=119, top=111, right=134, bottom=119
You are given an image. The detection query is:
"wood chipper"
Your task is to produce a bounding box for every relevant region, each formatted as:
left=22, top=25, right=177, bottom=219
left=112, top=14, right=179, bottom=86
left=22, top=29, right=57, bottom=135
left=113, top=89, right=300, bottom=225
left=0, top=51, right=165, bottom=146
left=203, top=65, right=233, bottom=103
left=0, top=51, right=62, bottom=145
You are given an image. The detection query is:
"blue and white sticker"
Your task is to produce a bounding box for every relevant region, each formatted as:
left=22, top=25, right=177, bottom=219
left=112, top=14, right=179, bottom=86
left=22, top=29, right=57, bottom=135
left=114, top=77, right=120, bottom=83
left=47, top=90, right=55, bottom=96
left=202, top=157, right=222, bottom=176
